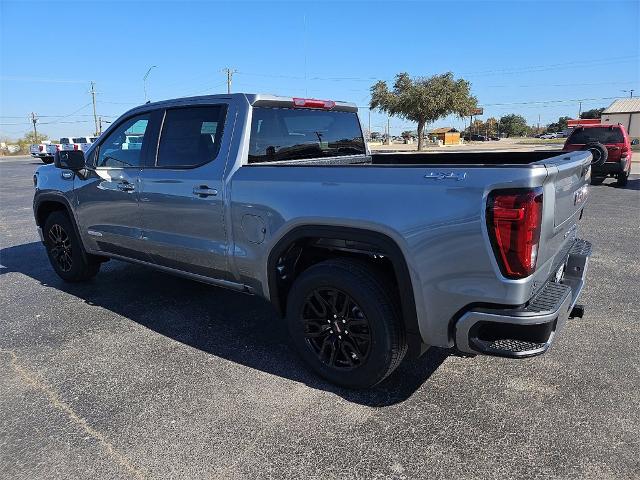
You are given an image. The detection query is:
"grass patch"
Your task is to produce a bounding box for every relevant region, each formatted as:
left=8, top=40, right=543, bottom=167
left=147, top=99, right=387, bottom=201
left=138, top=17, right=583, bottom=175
left=514, top=138, right=565, bottom=145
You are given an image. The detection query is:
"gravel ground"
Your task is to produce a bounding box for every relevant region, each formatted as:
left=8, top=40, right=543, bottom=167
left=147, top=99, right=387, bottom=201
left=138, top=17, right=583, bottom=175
left=1, top=156, right=639, bottom=480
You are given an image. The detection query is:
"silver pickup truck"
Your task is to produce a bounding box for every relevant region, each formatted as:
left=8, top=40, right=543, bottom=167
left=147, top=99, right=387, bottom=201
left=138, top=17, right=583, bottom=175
left=33, top=93, right=592, bottom=388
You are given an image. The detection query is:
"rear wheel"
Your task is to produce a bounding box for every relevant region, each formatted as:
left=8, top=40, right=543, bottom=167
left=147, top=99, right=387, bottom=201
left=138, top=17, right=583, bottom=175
left=43, top=211, right=100, bottom=282
left=617, top=171, right=629, bottom=187
left=286, top=258, right=407, bottom=388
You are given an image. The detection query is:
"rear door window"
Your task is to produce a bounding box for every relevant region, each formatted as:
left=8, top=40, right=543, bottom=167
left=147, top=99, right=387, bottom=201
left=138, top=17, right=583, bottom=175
left=567, top=127, right=624, bottom=144
left=248, top=107, right=365, bottom=163
left=155, top=106, right=226, bottom=168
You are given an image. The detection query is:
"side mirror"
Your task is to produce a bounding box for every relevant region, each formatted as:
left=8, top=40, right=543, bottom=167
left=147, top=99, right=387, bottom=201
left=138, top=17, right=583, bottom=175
left=632, top=138, right=639, bottom=146
left=54, top=150, right=85, bottom=171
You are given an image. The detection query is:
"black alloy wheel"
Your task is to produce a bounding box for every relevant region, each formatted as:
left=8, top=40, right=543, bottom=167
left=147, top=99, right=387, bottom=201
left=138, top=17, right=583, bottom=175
left=286, top=258, right=407, bottom=388
left=48, top=223, right=73, bottom=272
left=302, top=287, right=371, bottom=369
left=43, top=210, right=101, bottom=282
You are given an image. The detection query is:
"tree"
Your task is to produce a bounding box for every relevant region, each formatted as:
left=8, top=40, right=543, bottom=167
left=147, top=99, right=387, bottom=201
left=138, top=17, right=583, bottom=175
left=485, top=117, right=498, bottom=136
left=547, top=116, right=570, bottom=133
left=370, top=72, right=477, bottom=150
left=580, top=107, right=604, bottom=119
left=401, top=130, right=416, bottom=139
left=465, top=119, right=485, bottom=135
left=17, top=131, right=49, bottom=153
left=22, top=131, right=49, bottom=144
left=498, top=114, right=528, bottom=137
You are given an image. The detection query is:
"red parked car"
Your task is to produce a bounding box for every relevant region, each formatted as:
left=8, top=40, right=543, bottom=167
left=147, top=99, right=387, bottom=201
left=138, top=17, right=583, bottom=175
left=563, top=124, right=634, bottom=187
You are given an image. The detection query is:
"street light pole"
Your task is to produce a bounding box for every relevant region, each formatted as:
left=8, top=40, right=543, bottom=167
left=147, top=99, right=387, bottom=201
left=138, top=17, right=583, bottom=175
left=143, top=65, right=158, bottom=102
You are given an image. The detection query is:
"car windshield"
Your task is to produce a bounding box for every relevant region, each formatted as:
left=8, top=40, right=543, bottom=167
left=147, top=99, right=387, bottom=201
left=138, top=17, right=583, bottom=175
left=567, top=127, right=624, bottom=144
left=60, top=138, right=71, bottom=144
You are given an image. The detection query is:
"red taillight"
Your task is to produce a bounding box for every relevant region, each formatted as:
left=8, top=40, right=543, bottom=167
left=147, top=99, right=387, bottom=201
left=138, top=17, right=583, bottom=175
left=621, top=146, right=629, bottom=158
left=73, top=144, right=79, bottom=150
left=292, top=97, right=335, bottom=109
left=39, top=145, right=44, bottom=152
left=56, top=145, right=61, bottom=151
left=487, top=188, right=543, bottom=279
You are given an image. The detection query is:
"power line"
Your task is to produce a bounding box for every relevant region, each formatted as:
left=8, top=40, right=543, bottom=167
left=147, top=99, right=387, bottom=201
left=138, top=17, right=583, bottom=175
left=478, top=95, right=619, bottom=107
left=460, top=55, right=639, bottom=77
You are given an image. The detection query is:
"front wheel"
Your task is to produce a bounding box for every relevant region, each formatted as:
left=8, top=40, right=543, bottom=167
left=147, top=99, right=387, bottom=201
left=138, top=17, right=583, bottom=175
left=43, top=211, right=100, bottom=282
left=286, top=258, right=407, bottom=388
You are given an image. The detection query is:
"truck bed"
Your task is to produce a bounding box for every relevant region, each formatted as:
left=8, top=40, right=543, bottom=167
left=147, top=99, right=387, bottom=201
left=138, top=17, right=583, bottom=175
left=256, top=149, right=569, bottom=167
left=371, top=150, right=566, bottom=165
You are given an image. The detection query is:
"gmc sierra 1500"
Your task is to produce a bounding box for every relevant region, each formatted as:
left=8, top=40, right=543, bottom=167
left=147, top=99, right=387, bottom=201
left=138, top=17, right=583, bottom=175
left=33, top=93, right=592, bottom=388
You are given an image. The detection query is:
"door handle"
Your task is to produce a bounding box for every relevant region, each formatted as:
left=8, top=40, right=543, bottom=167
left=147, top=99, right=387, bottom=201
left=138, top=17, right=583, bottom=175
left=193, top=186, right=218, bottom=197
left=117, top=181, right=135, bottom=192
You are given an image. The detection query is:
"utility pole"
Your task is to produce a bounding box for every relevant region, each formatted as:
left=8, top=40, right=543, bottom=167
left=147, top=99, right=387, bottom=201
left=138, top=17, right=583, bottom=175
left=578, top=101, right=582, bottom=119
left=223, top=67, right=237, bottom=94
left=386, top=116, right=390, bottom=145
left=538, top=114, right=540, bottom=133
left=90, top=81, right=99, bottom=136
left=31, top=112, right=38, bottom=143
left=368, top=109, right=372, bottom=141
left=98, top=116, right=103, bottom=135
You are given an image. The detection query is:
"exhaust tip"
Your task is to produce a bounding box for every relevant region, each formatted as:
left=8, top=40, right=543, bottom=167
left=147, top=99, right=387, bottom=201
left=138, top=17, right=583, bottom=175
left=570, top=304, right=585, bottom=319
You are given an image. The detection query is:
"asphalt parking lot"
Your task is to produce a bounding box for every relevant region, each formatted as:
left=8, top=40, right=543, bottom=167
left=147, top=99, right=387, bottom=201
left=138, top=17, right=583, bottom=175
left=1, top=155, right=639, bottom=480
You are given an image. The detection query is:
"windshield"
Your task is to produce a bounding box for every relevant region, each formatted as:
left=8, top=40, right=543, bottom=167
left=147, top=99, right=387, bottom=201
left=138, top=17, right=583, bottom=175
left=60, top=138, right=71, bottom=144
left=567, top=127, right=624, bottom=144
left=248, top=107, right=365, bottom=163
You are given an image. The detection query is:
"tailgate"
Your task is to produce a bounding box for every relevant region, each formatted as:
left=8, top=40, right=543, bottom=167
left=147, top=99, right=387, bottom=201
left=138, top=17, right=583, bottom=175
left=532, top=151, right=591, bottom=272
left=541, top=151, right=591, bottom=227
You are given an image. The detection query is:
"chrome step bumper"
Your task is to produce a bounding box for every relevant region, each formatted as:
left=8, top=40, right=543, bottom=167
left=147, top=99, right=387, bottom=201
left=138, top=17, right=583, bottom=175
left=455, top=238, right=591, bottom=358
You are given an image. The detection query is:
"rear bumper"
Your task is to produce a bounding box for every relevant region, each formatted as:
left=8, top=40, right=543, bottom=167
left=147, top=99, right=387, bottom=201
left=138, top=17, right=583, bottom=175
left=593, top=158, right=628, bottom=176
left=454, top=238, right=591, bottom=358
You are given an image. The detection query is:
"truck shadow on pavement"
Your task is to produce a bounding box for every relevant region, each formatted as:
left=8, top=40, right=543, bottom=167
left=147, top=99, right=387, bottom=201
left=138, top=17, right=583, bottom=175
left=1, top=241, right=450, bottom=407
left=601, top=177, right=640, bottom=191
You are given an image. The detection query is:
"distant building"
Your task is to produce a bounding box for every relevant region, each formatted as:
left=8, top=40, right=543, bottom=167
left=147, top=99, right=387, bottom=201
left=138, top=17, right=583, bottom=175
left=601, top=98, right=640, bottom=138
left=428, top=127, right=460, bottom=145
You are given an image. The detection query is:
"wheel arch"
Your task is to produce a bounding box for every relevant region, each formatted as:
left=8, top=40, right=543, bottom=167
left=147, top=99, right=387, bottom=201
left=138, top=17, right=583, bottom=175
left=267, top=225, right=423, bottom=356
left=34, top=194, right=85, bottom=250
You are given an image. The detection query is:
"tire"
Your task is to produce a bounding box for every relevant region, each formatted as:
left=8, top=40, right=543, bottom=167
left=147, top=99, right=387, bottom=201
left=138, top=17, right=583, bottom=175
left=590, top=176, right=605, bottom=186
left=43, top=211, right=100, bottom=282
left=286, top=258, right=407, bottom=388
left=41, top=156, right=54, bottom=164
left=617, top=170, right=629, bottom=187
left=584, top=142, right=608, bottom=167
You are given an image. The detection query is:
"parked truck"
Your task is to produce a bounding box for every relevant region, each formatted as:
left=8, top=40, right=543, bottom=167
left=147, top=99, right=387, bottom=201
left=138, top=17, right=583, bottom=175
left=33, top=94, right=592, bottom=388
left=60, top=136, right=95, bottom=152
left=29, top=140, right=53, bottom=163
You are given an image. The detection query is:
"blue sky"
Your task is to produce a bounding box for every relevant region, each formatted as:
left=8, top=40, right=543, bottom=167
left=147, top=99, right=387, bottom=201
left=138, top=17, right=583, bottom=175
left=1, top=0, right=638, bottom=139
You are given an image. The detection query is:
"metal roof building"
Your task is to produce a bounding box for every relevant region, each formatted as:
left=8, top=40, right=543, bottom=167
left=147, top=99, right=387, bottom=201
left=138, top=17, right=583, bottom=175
left=601, top=98, right=640, bottom=137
